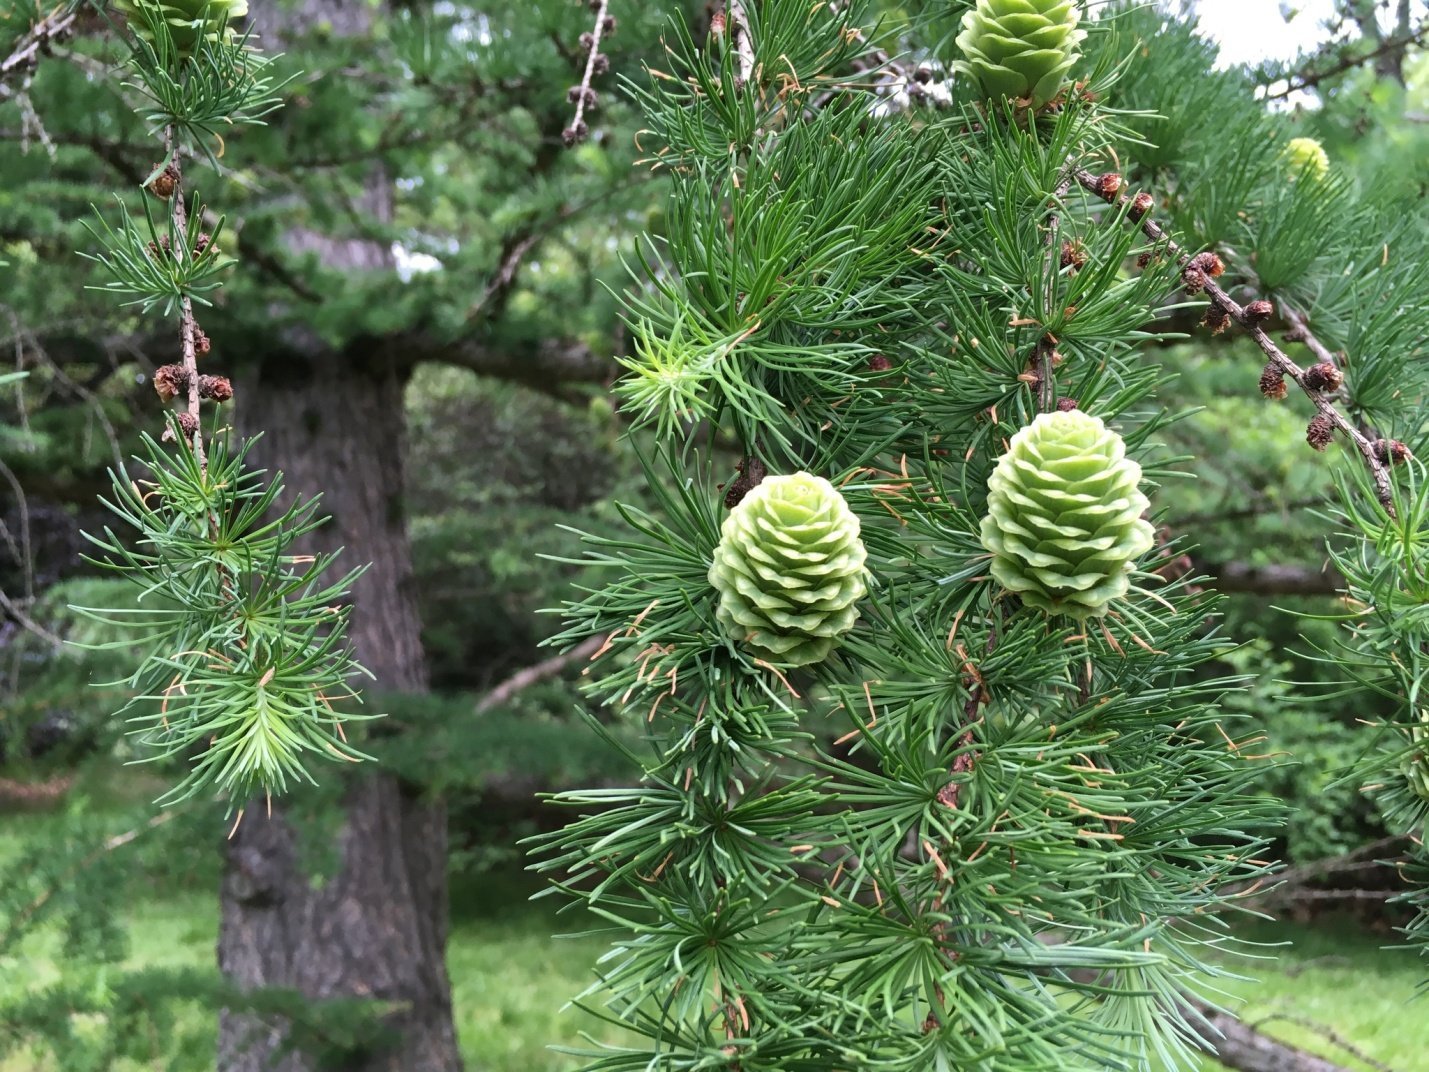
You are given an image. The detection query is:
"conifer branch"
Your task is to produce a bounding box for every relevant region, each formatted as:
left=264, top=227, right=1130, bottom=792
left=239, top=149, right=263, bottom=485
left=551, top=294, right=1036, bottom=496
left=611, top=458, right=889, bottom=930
left=1263, top=20, right=1429, bottom=99
left=0, top=4, right=77, bottom=92
left=1071, top=168, right=1397, bottom=512
left=473, top=634, right=603, bottom=714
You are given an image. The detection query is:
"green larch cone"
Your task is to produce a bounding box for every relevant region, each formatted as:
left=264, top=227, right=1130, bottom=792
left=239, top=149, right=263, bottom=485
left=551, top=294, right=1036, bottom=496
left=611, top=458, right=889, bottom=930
left=980, top=410, right=1154, bottom=618
left=954, top=0, right=1086, bottom=110
left=1284, top=137, right=1329, bottom=181
left=116, top=0, right=249, bottom=57
left=709, top=473, right=868, bottom=667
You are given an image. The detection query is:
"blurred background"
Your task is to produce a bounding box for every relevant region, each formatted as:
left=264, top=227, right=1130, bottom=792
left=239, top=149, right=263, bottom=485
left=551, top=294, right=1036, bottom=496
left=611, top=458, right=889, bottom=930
left=2, top=0, right=1428, bottom=1069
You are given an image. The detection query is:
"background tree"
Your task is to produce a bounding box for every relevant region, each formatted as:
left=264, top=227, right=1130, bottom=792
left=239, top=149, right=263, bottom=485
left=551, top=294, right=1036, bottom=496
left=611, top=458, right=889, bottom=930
left=2, top=0, right=690, bottom=1068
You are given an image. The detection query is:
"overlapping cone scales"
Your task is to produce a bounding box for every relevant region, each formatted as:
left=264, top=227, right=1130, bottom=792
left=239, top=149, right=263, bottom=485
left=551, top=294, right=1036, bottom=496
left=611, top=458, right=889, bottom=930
left=980, top=411, right=1154, bottom=618
left=955, top=0, right=1086, bottom=109
left=117, top=0, right=249, bottom=56
left=709, top=473, right=867, bottom=667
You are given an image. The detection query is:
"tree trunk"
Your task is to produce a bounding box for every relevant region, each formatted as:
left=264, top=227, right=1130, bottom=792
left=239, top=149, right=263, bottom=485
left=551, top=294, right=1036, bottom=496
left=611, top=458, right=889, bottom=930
left=216, top=349, right=462, bottom=1072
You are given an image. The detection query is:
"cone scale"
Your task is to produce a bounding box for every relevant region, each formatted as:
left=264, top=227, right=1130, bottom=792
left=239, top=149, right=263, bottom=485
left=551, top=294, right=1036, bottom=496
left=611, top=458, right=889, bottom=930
left=117, top=0, right=249, bottom=57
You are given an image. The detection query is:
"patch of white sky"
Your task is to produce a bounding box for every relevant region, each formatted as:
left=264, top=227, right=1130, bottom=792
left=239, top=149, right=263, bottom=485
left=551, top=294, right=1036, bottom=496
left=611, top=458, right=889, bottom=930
left=1192, top=0, right=1339, bottom=68
left=395, top=0, right=1341, bottom=279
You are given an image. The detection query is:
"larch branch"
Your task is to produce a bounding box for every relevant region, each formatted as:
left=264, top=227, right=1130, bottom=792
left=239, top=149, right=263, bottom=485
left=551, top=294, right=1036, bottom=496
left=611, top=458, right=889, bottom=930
left=1070, top=168, right=1396, bottom=512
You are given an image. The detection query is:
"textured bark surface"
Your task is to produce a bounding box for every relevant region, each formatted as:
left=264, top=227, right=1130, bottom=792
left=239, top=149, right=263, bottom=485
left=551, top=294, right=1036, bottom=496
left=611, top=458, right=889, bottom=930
left=216, top=352, right=461, bottom=1072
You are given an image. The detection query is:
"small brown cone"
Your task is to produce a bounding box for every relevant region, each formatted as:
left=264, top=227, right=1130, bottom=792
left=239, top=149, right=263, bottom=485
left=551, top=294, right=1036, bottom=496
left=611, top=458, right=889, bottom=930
left=1306, top=411, right=1336, bottom=452
left=1258, top=362, right=1288, bottom=400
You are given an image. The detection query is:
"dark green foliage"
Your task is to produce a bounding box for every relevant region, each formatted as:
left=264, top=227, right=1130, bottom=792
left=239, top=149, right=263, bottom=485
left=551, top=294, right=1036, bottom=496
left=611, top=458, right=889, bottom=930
left=522, top=3, right=1412, bottom=1068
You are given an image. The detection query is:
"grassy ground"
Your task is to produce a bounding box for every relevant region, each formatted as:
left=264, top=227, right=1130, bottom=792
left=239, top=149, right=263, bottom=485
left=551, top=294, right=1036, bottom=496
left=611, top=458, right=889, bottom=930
left=2, top=808, right=1423, bottom=1071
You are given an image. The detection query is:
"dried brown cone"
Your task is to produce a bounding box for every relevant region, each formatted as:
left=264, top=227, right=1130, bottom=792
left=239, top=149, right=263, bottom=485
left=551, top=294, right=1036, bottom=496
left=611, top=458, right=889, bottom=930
left=1127, top=191, right=1153, bottom=221
left=1182, top=267, right=1206, bottom=295
left=192, top=325, right=211, bottom=356
left=1201, top=304, right=1231, bottom=335
left=161, top=411, right=199, bottom=443
left=1094, top=172, right=1122, bottom=202
left=1245, top=300, right=1274, bottom=323
left=1055, top=397, right=1079, bottom=411
left=153, top=363, right=191, bottom=402
left=147, top=164, right=179, bottom=199
left=1302, top=362, right=1344, bottom=393
left=867, top=354, right=893, bottom=373
left=1259, top=362, right=1288, bottom=400
left=1060, top=240, right=1087, bottom=271
left=1372, top=438, right=1412, bottom=465
left=199, top=375, right=233, bottom=402
left=1306, top=411, right=1336, bottom=452
left=1188, top=251, right=1224, bottom=278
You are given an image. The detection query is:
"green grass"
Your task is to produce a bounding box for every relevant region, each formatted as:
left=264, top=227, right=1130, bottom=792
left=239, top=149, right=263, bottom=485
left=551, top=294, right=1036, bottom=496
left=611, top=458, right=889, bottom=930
left=2, top=803, right=1424, bottom=1071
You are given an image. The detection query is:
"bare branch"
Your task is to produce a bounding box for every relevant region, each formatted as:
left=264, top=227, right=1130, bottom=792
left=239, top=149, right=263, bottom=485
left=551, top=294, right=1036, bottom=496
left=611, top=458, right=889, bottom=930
left=475, top=635, right=604, bottom=714
left=0, top=5, right=77, bottom=91
left=1265, top=20, right=1429, bottom=98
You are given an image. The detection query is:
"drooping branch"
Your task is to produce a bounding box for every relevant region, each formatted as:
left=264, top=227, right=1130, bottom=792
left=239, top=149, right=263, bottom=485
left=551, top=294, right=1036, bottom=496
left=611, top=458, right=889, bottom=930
left=1071, top=168, right=1399, bottom=512
left=1263, top=18, right=1429, bottom=97
left=563, top=0, right=612, bottom=146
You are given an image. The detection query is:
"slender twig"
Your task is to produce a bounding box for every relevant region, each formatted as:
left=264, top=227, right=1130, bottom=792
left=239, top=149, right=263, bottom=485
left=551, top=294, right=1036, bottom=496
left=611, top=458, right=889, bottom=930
left=1035, top=173, right=1075, bottom=412
left=0, top=5, right=77, bottom=91
left=564, top=0, right=610, bottom=146
left=1263, top=22, right=1429, bottom=100
left=0, top=810, right=177, bottom=953
left=474, top=634, right=604, bottom=714
left=728, top=0, right=756, bottom=87
left=163, top=127, right=205, bottom=465
left=1071, top=168, right=1395, bottom=512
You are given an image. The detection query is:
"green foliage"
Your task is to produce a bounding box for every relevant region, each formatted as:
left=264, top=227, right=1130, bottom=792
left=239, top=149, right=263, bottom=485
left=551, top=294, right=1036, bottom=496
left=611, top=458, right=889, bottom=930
left=79, top=430, right=371, bottom=805
left=1308, top=463, right=1429, bottom=958
left=115, top=0, right=249, bottom=59
left=525, top=3, right=1404, bottom=1068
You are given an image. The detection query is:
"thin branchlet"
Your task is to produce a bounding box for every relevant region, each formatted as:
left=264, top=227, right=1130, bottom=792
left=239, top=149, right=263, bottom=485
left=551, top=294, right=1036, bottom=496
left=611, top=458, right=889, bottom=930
left=163, top=127, right=206, bottom=466
left=564, top=0, right=612, bottom=147
left=1072, top=167, right=1396, bottom=512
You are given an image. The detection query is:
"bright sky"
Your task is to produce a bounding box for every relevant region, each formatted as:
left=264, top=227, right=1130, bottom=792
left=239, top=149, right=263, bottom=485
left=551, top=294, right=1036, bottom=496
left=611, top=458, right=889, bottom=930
left=1192, top=0, right=1340, bottom=67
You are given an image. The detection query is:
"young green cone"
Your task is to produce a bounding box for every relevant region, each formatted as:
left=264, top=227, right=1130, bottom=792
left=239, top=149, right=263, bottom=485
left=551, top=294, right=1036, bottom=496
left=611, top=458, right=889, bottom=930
left=117, top=0, right=249, bottom=58
left=709, top=473, right=868, bottom=667
left=954, top=0, right=1086, bottom=110
left=1284, top=137, right=1329, bottom=181
left=980, top=410, right=1154, bottom=618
